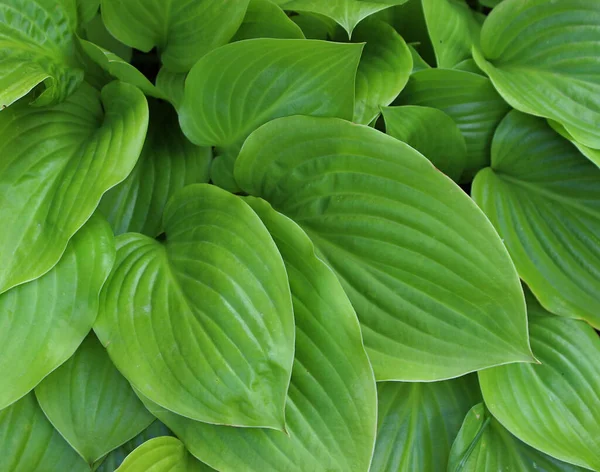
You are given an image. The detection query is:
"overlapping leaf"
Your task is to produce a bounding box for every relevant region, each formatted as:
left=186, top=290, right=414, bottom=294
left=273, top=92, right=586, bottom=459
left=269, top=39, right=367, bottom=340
left=549, top=120, right=600, bottom=168
left=232, top=0, right=304, bottom=41
left=235, top=115, right=534, bottom=381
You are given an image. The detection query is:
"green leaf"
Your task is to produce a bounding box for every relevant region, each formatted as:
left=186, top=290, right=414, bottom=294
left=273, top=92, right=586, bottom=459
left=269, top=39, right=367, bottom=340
left=35, top=333, right=154, bottom=465
left=95, top=184, right=294, bottom=429
left=0, top=393, right=89, bottom=472
left=548, top=119, right=600, bottom=168
left=350, top=18, right=412, bottom=124
left=478, top=0, right=500, bottom=7
left=407, top=44, right=431, bottom=73
left=448, top=404, right=586, bottom=472
left=83, top=13, right=132, bottom=62
left=100, top=0, right=250, bottom=72
left=0, top=0, right=84, bottom=108
left=115, top=437, right=213, bottom=472
left=478, top=305, right=600, bottom=470
left=77, top=0, right=99, bottom=24
left=232, top=0, right=304, bottom=41
left=99, top=101, right=211, bottom=237
left=453, top=58, right=484, bottom=76
left=0, top=81, right=148, bottom=294
left=0, top=215, right=114, bottom=410
left=473, top=0, right=600, bottom=149
left=155, top=68, right=186, bottom=109
left=397, top=68, right=510, bottom=181
left=290, top=12, right=338, bottom=39
left=382, top=105, right=467, bottom=181
left=371, top=375, right=481, bottom=472
left=472, top=111, right=600, bottom=328
left=274, top=0, right=410, bottom=35
left=235, top=115, right=534, bottom=381
left=138, top=197, right=377, bottom=472
left=422, top=0, right=480, bottom=68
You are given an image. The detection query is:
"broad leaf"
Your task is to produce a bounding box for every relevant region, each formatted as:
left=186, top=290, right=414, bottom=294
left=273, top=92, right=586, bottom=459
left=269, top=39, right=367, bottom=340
left=0, top=0, right=83, bottom=108
left=407, top=44, right=431, bottom=73
left=99, top=102, right=211, bottom=237
left=100, top=0, right=250, bottom=72
left=235, top=115, right=534, bottom=381
left=382, top=105, right=467, bottom=181
left=139, top=197, right=377, bottom=472
left=0, top=215, right=114, bottom=410
left=371, top=375, right=481, bottom=472
left=473, top=0, right=600, bottom=149
left=0, top=81, right=148, bottom=294
left=479, top=300, right=600, bottom=470
left=291, top=12, right=338, bottom=39
left=472, top=111, right=600, bottom=328
left=448, top=404, right=586, bottom=472
left=35, top=333, right=154, bottom=465
left=155, top=68, right=186, bottom=109
left=77, top=0, right=100, bottom=24
left=0, top=393, right=88, bottom=472
left=95, top=184, right=294, bottom=429
left=232, top=0, right=304, bottom=41
left=83, top=13, right=132, bottom=62
left=549, top=120, right=600, bottom=168
left=179, top=39, right=362, bottom=191
left=397, top=68, right=510, bottom=181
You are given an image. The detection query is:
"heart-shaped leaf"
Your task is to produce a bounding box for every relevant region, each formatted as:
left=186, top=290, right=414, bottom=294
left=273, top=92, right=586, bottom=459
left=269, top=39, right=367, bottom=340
left=100, top=0, right=250, bottom=72
left=472, top=111, right=600, bottom=328
left=0, top=393, right=88, bottom=472
left=232, top=0, right=304, bottom=41
left=0, top=81, right=148, bottom=295
left=235, top=115, right=534, bottom=381
left=138, top=197, right=377, bottom=472
left=0, top=215, right=114, bottom=410
left=473, top=0, right=600, bottom=149
left=478, top=297, right=600, bottom=470
left=95, top=184, right=294, bottom=429
left=0, top=0, right=84, bottom=108
left=371, top=375, right=481, bottom=472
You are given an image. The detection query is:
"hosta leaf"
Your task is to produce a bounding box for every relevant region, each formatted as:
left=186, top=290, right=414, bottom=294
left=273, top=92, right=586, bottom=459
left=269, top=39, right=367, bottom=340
left=0, top=0, right=84, bottom=108
left=397, top=68, right=510, bottom=180
left=291, top=11, right=338, bottom=39
left=179, top=39, right=362, bottom=191
left=453, top=58, right=485, bottom=76
left=99, top=102, right=211, bottom=237
left=448, top=404, right=586, bottom=472
left=0, top=393, right=88, bottom=472
left=549, top=120, right=600, bottom=168
left=473, top=0, right=600, bottom=149
left=115, top=437, right=212, bottom=472
left=382, top=105, right=467, bottom=181
left=0, top=81, right=148, bottom=295
left=100, top=0, right=250, bottom=72
left=83, top=13, right=132, bottom=61
left=422, top=0, right=480, bottom=68
left=232, top=0, right=304, bottom=41
left=407, top=44, right=431, bottom=73
left=155, top=68, right=186, bottom=109
left=0, top=215, right=113, bottom=410
left=139, top=198, right=377, bottom=472
left=371, top=375, right=481, bottom=472
left=478, top=0, right=500, bottom=7
left=235, top=115, right=534, bottom=381
left=479, top=301, right=600, bottom=470
left=95, top=184, right=294, bottom=429
left=350, top=18, right=412, bottom=125
left=472, top=111, right=600, bottom=328
left=35, top=333, right=154, bottom=465
left=77, top=0, right=99, bottom=25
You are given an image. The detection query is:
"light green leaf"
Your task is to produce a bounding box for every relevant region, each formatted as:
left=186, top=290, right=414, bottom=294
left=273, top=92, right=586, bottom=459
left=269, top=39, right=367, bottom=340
left=138, top=197, right=377, bottom=472
left=407, top=44, right=431, bottom=73
left=371, top=375, right=481, bottom=472
left=0, top=215, right=114, bottom=410
left=99, top=101, right=211, bottom=237
left=448, top=404, right=586, bottom=472
left=100, top=0, right=250, bottom=72
left=155, top=68, right=186, bottom=109
left=35, top=333, right=154, bottom=465
left=0, top=0, right=84, bottom=108
left=115, top=437, right=213, bottom=472
left=0, top=81, right=147, bottom=294
left=274, top=0, right=410, bottom=35
left=291, top=11, right=338, bottom=39
left=235, top=115, right=534, bottom=381
left=0, top=393, right=89, bottom=472
left=422, top=0, right=480, bottom=68
left=95, top=184, right=294, bottom=429
left=453, top=58, right=484, bottom=76
left=232, top=0, right=304, bottom=41
left=548, top=119, right=600, bottom=168
left=350, top=18, right=412, bottom=124
left=83, top=14, right=132, bottom=62
left=397, top=68, right=510, bottom=181
left=382, top=105, right=467, bottom=181
left=472, top=111, right=600, bottom=328
left=473, top=0, right=600, bottom=149
left=179, top=38, right=362, bottom=190
left=478, top=305, right=600, bottom=470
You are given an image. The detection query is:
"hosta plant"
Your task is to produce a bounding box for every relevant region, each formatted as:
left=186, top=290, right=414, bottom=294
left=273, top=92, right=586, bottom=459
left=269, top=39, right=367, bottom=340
left=1, top=0, right=599, bottom=471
